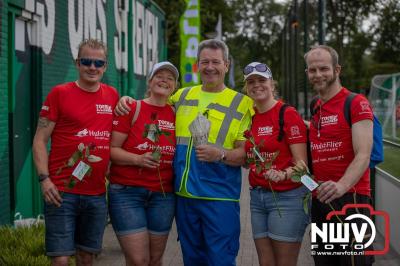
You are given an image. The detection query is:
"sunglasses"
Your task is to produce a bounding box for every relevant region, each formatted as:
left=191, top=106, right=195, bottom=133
left=78, top=58, right=106, bottom=68
left=243, top=63, right=270, bottom=75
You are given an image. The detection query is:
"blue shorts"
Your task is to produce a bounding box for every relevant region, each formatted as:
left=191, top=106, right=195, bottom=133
left=108, top=184, right=175, bottom=236
left=44, top=193, right=107, bottom=256
left=250, top=185, right=310, bottom=242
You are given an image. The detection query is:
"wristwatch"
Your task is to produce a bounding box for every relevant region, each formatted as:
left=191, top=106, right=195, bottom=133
left=219, top=150, right=226, bottom=162
left=38, top=174, right=49, bottom=183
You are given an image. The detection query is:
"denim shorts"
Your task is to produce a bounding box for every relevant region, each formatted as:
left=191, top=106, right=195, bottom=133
left=250, top=185, right=310, bottom=242
left=44, top=192, right=107, bottom=256
left=108, top=184, right=175, bottom=236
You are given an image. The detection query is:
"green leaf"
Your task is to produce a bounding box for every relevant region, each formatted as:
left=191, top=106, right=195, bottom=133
left=303, top=193, right=311, bottom=215
left=263, top=161, right=272, bottom=170
left=55, top=163, right=66, bottom=175
left=291, top=174, right=301, bottom=183
left=67, top=178, right=76, bottom=189
left=271, top=150, right=280, bottom=160
left=258, top=139, right=265, bottom=148
left=164, top=135, right=174, bottom=145
left=268, top=180, right=282, bottom=218
left=55, top=168, right=62, bottom=175
left=67, top=151, right=81, bottom=167
left=246, top=157, right=256, bottom=165
left=85, top=146, right=90, bottom=158
left=152, top=150, right=162, bottom=161
left=86, top=167, right=93, bottom=177
left=87, top=155, right=102, bottom=163
left=256, top=164, right=262, bottom=175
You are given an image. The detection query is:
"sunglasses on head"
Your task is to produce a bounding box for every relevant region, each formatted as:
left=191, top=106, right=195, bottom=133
left=243, top=63, right=270, bottom=75
left=78, top=58, right=106, bottom=68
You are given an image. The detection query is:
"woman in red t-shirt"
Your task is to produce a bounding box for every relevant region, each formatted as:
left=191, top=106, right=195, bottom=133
left=243, top=62, right=310, bottom=266
left=108, top=62, right=178, bottom=265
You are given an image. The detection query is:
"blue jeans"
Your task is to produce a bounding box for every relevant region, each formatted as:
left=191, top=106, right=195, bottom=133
left=108, top=184, right=175, bottom=236
left=44, top=192, right=107, bottom=256
left=250, top=185, right=310, bottom=242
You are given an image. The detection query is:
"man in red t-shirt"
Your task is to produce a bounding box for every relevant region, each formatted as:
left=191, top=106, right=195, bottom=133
left=33, top=39, right=119, bottom=265
left=305, top=45, right=374, bottom=266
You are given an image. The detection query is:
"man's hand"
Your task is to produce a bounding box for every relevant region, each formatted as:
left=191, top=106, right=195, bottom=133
left=40, top=178, right=63, bottom=207
left=316, top=180, right=348, bottom=204
left=115, top=96, right=134, bottom=116
left=195, top=145, right=222, bottom=162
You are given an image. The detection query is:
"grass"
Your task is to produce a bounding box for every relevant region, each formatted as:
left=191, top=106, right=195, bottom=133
left=0, top=224, right=75, bottom=266
left=378, top=145, right=400, bottom=179
left=0, top=224, right=50, bottom=266
left=382, top=125, right=400, bottom=144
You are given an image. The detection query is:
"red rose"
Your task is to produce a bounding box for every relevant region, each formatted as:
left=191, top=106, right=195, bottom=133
left=150, top=112, right=158, bottom=121
left=244, top=130, right=252, bottom=139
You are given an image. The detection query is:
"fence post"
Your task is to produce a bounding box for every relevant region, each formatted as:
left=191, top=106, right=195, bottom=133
left=318, top=0, right=325, bottom=44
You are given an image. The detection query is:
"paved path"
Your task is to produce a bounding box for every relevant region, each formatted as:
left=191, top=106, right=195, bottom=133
left=95, top=170, right=400, bottom=266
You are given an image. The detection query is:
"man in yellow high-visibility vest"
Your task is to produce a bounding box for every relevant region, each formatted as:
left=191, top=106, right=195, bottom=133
left=170, top=39, right=253, bottom=265
left=115, top=39, right=253, bottom=265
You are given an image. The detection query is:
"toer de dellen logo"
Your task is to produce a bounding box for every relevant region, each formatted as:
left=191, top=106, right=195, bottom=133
left=310, top=204, right=390, bottom=256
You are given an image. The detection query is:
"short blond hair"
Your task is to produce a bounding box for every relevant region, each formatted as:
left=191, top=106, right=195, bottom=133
left=77, top=39, right=108, bottom=59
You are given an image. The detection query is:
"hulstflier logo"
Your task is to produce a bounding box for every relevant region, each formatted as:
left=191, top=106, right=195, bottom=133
left=310, top=204, right=390, bottom=256
left=75, top=129, right=110, bottom=140
left=75, top=128, right=89, bottom=137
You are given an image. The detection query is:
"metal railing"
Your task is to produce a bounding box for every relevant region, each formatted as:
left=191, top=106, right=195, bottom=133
left=374, top=167, right=400, bottom=255
left=383, top=139, right=400, bottom=148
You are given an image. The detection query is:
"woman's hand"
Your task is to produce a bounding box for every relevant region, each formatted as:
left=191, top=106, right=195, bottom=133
left=137, top=152, right=160, bottom=169
left=263, top=169, right=286, bottom=182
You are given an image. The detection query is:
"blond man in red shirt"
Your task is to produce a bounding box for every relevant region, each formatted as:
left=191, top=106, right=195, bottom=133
left=305, top=45, right=374, bottom=266
left=33, top=39, right=118, bottom=266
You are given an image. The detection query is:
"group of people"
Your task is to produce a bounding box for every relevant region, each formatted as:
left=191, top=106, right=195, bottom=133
left=32, top=38, right=375, bottom=266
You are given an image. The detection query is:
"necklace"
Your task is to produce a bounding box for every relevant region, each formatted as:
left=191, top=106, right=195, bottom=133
left=317, top=104, right=322, bottom=138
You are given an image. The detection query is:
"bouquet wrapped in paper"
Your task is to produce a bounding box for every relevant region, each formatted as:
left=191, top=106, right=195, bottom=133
left=189, top=113, right=211, bottom=146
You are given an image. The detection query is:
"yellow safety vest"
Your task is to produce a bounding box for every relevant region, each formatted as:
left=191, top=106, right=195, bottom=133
left=171, top=85, right=254, bottom=200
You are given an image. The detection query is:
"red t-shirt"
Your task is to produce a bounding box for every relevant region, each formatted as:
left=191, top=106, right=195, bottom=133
left=40, top=82, right=119, bottom=195
left=110, top=100, right=176, bottom=192
left=309, top=88, right=373, bottom=196
left=246, top=101, right=307, bottom=191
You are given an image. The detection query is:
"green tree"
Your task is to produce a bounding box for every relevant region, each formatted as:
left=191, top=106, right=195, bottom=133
left=226, top=0, right=288, bottom=89
left=152, top=0, right=186, bottom=67
left=373, top=0, right=400, bottom=66
left=200, top=0, right=236, bottom=38
left=153, top=0, right=399, bottom=95
left=153, top=0, right=236, bottom=69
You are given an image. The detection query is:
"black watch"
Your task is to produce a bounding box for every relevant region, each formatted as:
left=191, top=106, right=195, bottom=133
left=38, top=174, right=49, bottom=183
